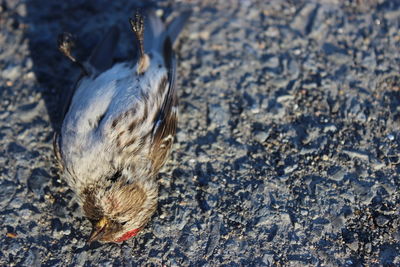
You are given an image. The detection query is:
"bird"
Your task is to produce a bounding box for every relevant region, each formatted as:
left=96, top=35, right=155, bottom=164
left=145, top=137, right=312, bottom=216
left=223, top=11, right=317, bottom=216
left=53, top=8, right=190, bottom=243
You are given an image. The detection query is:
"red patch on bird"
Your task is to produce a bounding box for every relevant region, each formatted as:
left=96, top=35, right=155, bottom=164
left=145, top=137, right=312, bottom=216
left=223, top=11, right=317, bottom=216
left=115, top=228, right=141, bottom=242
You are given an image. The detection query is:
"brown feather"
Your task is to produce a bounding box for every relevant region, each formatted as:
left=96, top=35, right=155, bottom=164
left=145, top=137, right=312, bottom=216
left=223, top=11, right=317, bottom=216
left=150, top=97, right=178, bottom=173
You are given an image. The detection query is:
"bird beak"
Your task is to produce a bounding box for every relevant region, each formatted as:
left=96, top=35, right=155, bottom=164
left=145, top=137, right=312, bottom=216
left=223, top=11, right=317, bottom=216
left=87, top=217, right=108, bottom=244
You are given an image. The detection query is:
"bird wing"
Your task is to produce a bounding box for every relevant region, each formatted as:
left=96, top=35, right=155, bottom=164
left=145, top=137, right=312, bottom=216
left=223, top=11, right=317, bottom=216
left=58, top=26, right=120, bottom=124
left=148, top=10, right=191, bottom=174
left=150, top=38, right=178, bottom=174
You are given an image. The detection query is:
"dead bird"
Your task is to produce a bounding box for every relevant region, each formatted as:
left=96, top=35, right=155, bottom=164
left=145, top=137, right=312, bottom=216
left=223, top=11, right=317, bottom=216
left=53, top=8, right=190, bottom=243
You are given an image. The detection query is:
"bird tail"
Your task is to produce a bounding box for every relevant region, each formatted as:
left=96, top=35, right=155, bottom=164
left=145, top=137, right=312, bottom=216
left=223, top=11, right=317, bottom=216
left=86, top=7, right=191, bottom=70
left=141, top=8, right=191, bottom=52
left=165, top=10, right=192, bottom=45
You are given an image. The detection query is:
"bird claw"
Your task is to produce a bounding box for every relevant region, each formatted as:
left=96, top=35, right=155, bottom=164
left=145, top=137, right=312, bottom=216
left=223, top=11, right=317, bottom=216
left=58, top=32, right=76, bottom=61
left=58, top=32, right=89, bottom=75
left=129, top=12, right=149, bottom=74
left=129, top=13, right=144, bottom=40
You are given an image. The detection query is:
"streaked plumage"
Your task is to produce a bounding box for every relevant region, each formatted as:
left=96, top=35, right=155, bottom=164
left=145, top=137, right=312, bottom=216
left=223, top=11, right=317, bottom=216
left=53, top=8, right=190, bottom=243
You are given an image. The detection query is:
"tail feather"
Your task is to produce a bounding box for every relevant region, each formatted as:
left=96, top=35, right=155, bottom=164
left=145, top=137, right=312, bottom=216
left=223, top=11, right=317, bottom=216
left=142, top=8, right=191, bottom=52
left=166, top=10, right=192, bottom=45
left=142, top=9, right=165, bottom=52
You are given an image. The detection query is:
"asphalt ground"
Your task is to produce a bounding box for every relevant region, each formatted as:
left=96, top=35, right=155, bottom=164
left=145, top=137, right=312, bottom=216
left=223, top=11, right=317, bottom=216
left=0, top=0, right=399, bottom=266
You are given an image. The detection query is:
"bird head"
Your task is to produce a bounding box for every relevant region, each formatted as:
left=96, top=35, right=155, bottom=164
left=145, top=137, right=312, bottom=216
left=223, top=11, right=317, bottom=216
left=82, top=179, right=158, bottom=243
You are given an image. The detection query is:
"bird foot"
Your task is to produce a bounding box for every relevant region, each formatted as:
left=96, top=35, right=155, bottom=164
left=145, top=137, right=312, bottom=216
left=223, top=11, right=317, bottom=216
left=58, top=32, right=89, bottom=75
left=129, top=12, right=149, bottom=74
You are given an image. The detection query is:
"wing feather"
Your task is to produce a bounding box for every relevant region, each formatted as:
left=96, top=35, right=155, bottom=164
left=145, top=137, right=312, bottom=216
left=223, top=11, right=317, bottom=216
left=150, top=38, right=178, bottom=173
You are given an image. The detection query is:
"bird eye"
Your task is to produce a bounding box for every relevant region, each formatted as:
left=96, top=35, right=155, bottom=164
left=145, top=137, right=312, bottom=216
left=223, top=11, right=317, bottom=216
left=120, top=221, right=128, bottom=226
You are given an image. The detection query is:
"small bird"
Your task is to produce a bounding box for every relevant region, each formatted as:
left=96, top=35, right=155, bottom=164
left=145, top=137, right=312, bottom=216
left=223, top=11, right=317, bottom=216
left=53, top=8, right=190, bottom=243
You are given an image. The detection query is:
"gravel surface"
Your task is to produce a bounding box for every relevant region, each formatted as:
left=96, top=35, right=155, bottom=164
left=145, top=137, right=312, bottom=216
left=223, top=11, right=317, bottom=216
left=1, top=0, right=400, bottom=266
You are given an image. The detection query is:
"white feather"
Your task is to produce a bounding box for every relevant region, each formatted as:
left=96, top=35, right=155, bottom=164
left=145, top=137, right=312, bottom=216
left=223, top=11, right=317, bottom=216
left=61, top=52, right=167, bottom=190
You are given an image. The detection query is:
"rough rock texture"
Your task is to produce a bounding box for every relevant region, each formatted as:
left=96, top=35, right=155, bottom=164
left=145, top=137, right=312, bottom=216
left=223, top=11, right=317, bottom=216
left=1, top=0, right=400, bottom=266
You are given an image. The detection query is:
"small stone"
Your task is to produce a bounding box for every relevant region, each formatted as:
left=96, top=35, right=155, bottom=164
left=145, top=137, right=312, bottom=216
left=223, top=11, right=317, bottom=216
left=347, top=240, right=359, bottom=251
left=265, top=56, right=280, bottom=68
left=327, top=166, right=346, bottom=182
left=199, top=31, right=210, bottom=40
left=24, top=72, right=36, bottom=80
left=27, top=168, right=51, bottom=197
left=17, top=100, right=46, bottom=123
left=262, top=254, right=275, bottom=265
left=254, top=131, right=269, bottom=143
left=155, top=9, right=164, bottom=17
left=2, top=65, right=21, bottom=81
left=299, top=148, right=318, bottom=155
left=19, top=208, right=34, bottom=219
left=371, top=160, right=385, bottom=170
left=276, top=94, right=295, bottom=103
left=0, top=180, right=16, bottom=209
left=63, top=229, right=71, bottom=235
left=323, top=124, right=337, bottom=133
left=208, top=103, right=229, bottom=126
left=375, top=215, right=390, bottom=227
left=280, top=213, right=291, bottom=226
left=343, top=150, right=369, bottom=161
left=73, top=251, right=87, bottom=266
left=291, top=3, right=317, bottom=34
left=7, top=142, right=26, bottom=154
left=365, top=243, right=372, bottom=253
left=16, top=4, right=27, bottom=17
left=284, top=164, right=298, bottom=174
left=265, top=26, right=279, bottom=37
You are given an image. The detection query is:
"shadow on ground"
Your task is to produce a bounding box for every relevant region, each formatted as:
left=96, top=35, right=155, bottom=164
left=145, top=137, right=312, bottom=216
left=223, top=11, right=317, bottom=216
left=25, top=0, right=155, bottom=130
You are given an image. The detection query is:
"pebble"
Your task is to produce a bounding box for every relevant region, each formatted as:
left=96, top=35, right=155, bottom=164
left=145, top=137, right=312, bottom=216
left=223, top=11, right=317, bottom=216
left=254, top=131, right=269, bottom=143
left=343, top=150, right=370, bottom=161
left=27, top=168, right=50, bottom=197
left=327, top=166, right=347, bottom=182
left=375, top=215, right=390, bottom=227
left=284, top=164, right=298, bottom=174
left=2, top=65, right=21, bottom=81
left=265, top=56, right=280, bottom=68
left=323, top=124, right=337, bottom=133
left=0, top=180, right=16, bottom=209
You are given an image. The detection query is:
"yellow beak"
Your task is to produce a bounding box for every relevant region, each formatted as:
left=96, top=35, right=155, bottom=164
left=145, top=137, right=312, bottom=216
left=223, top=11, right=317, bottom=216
left=87, top=217, right=108, bottom=244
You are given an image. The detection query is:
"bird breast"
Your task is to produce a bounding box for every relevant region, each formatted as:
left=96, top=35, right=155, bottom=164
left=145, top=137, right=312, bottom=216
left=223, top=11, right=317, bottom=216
left=60, top=52, right=168, bottom=188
